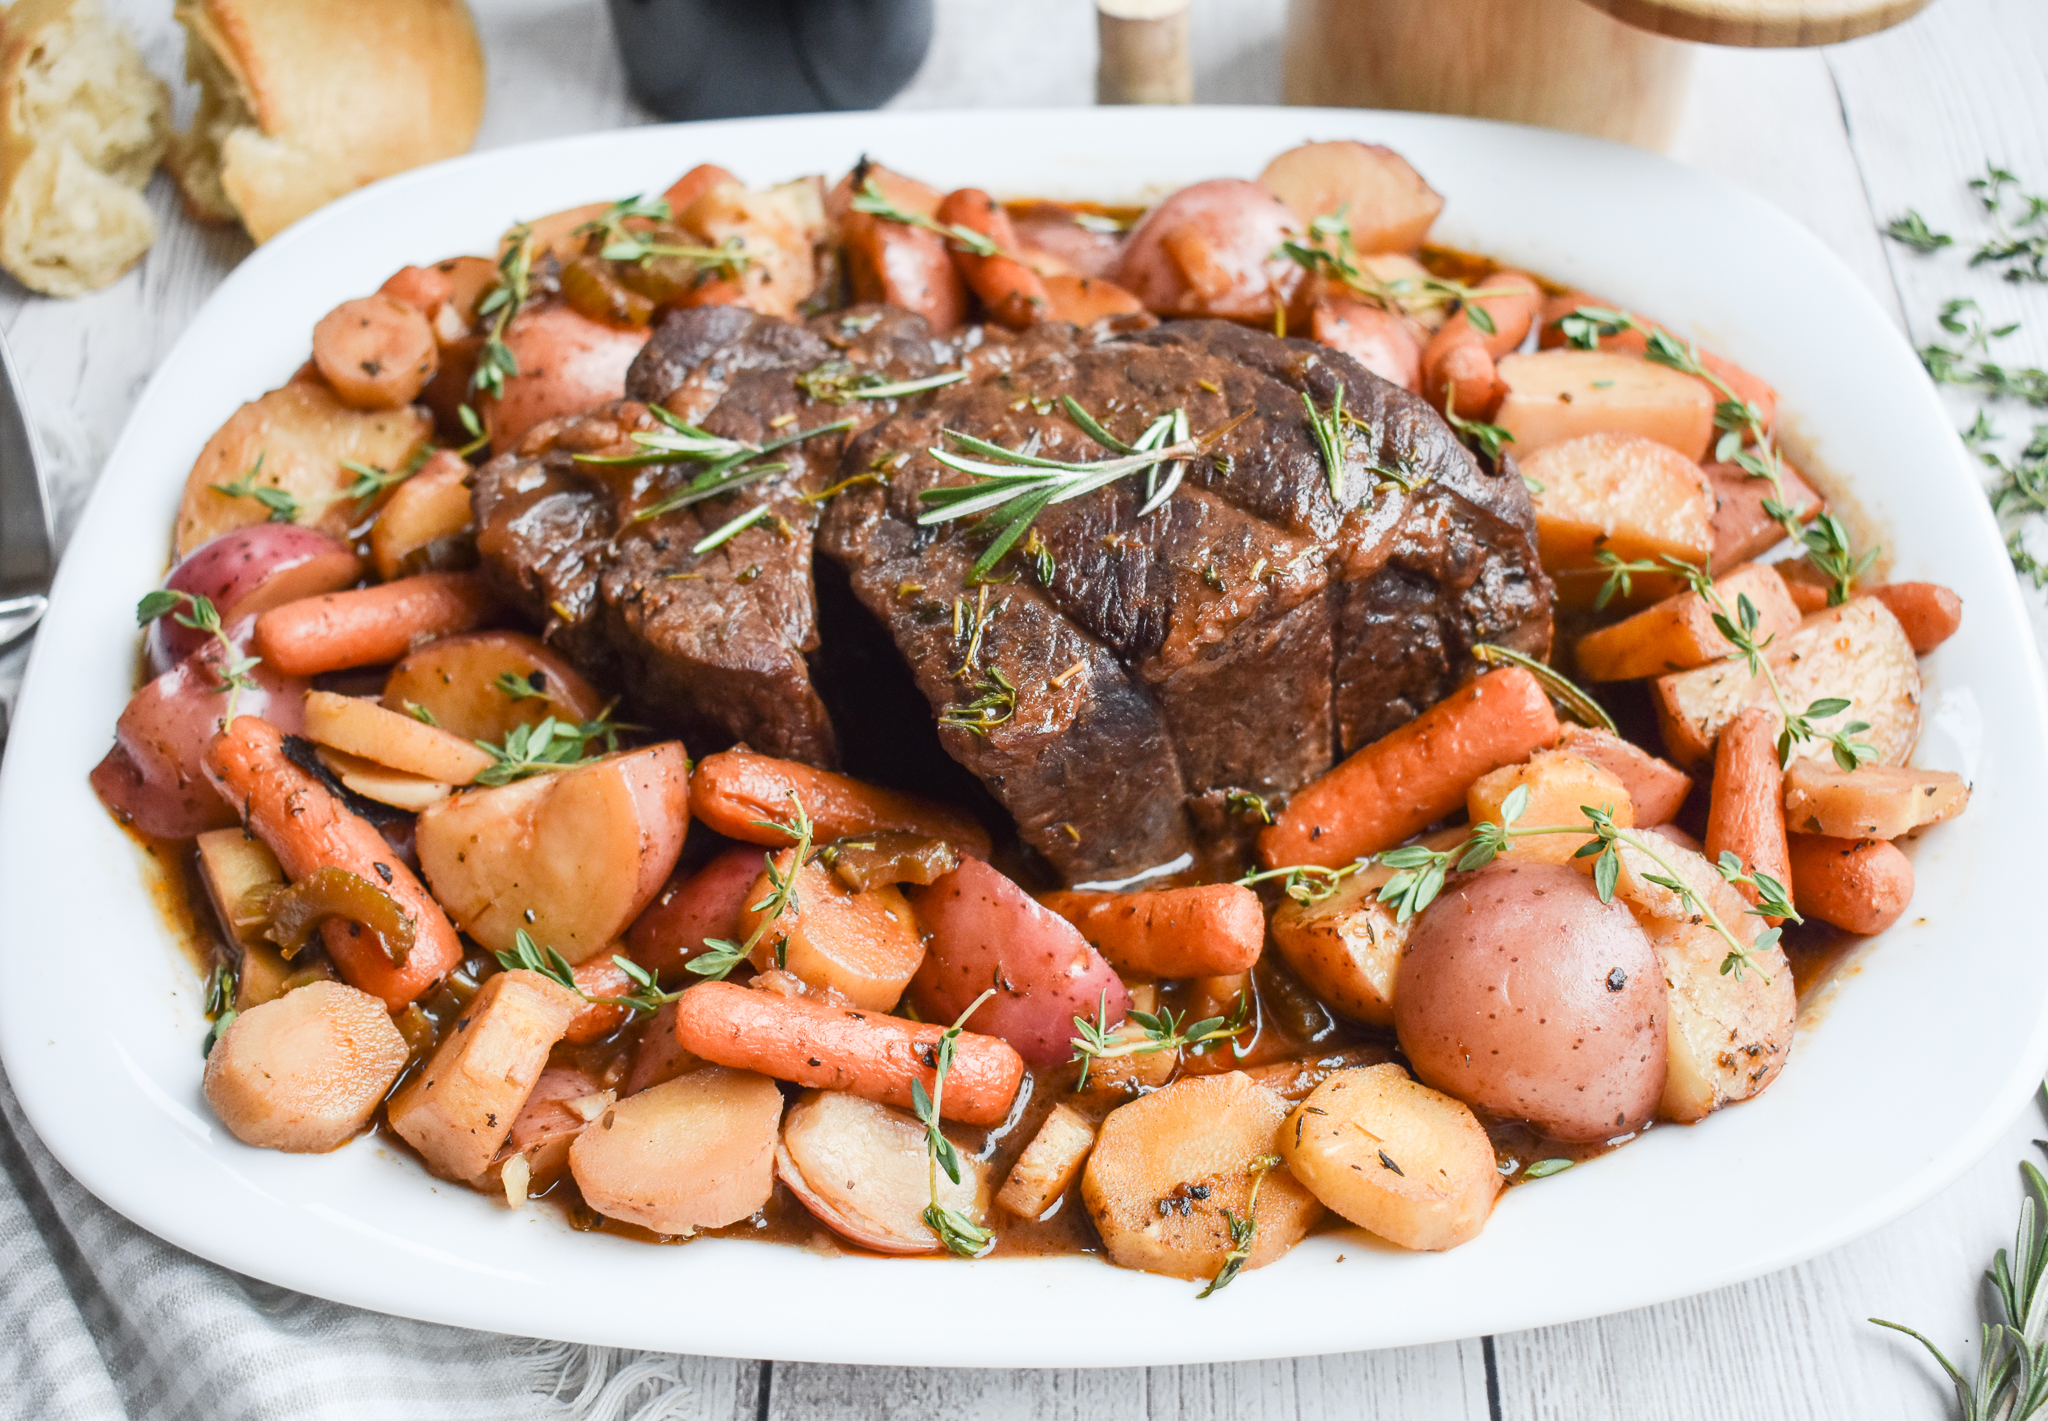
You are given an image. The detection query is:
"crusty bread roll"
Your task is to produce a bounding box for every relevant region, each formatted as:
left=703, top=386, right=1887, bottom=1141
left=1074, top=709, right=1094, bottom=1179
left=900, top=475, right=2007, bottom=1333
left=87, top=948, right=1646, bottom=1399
left=168, top=0, right=487, bottom=244
left=0, top=0, right=170, bottom=296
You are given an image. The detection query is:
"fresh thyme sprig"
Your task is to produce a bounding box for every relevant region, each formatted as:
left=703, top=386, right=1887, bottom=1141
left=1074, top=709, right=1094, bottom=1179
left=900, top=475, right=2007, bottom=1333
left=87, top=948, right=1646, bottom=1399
left=1874, top=1133, right=2048, bottom=1421
left=573, top=193, right=672, bottom=247
left=1966, top=163, right=2048, bottom=284
left=917, top=398, right=1238, bottom=582
left=493, top=929, right=684, bottom=1018
left=340, top=447, right=430, bottom=505
left=1442, top=396, right=1515, bottom=463
left=690, top=793, right=814, bottom=980
left=915, top=986, right=1000, bottom=1258
left=137, top=590, right=262, bottom=722
left=1886, top=209, right=1955, bottom=255
left=1068, top=989, right=1252, bottom=1090
left=1235, top=859, right=1368, bottom=906
left=582, top=193, right=751, bottom=278
left=1471, top=641, right=1617, bottom=734
left=471, top=710, right=620, bottom=786
left=472, top=223, right=535, bottom=402
left=494, top=671, right=549, bottom=702
left=201, top=962, right=238, bottom=1056
left=1369, top=785, right=1786, bottom=981
left=1198, top=1154, right=1282, bottom=1298
left=851, top=178, right=1002, bottom=257
left=796, top=362, right=968, bottom=404
left=1275, top=211, right=1514, bottom=331
left=209, top=454, right=299, bottom=523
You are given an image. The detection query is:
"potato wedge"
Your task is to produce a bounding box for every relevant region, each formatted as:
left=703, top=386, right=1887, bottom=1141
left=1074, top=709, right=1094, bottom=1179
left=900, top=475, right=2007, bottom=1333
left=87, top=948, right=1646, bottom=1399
left=1650, top=598, right=1921, bottom=769
left=568, top=1067, right=784, bottom=1235
left=1278, top=1064, right=1498, bottom=1251
left=415, top=743, right=690, bottom=962
left=1782, top=761, right=1970, bottom=839
left=387, top=968, right=582, bottom=1184
left=1257, top=141, right=1443, bottom=253
left=1575, top=563, right=1799, bottom=682
left=1495, top=350, right=1714, bottom=461
left=175, top=382, right=433, bottom=555
left=739, top=851, right=925, bottom=1011
left=202, top=981, right=410, bottom=1153
left=1601, top=840, right=1795, bottom=1122
left=1081, top=1072, right=1321, bottom=1282
left=776, top=1089, right=992, bottom=1255
left=302, top=690, right=496, bottom=784
left=997, top=1104, right=1098, bottom=1220
left=1521, top=434, right=1714, bottom=595
left=1467, top=749, right=1634, bottom=864
left=368, top=450, right=474, bottom=581
left=382, top=630, right=604, bottom=745
left=1554, top=725, right=1692, bottom=826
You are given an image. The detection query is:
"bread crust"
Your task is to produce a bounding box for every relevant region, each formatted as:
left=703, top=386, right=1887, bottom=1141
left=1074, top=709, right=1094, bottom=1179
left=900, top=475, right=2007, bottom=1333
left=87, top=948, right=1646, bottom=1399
left=170, top=0, right=487, bottom=243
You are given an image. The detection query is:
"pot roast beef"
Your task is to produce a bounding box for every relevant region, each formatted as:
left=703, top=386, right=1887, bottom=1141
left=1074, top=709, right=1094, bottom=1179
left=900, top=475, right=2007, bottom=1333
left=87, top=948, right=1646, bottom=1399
left=473, top=305, right=1552, bottom=882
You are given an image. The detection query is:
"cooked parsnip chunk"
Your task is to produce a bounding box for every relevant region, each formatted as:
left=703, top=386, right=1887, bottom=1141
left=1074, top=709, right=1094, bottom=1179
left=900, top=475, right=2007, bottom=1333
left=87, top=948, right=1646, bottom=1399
left=1467, top=750, right=1634, bottom=864
left=387, top=969, right=581, bottom=1183
left=1600, top=840, right=1796, bottom=1122
left=776, top=1090, right=993, bottom=1254
left=1575, top=563, right=1800, bottom=682
left=997, top=1104, right=1099, bottom=1220
left=1783, top=762, right=1970, bottom=839
left=1650, top=598, right=1922, bottom=769
left=1520, top=434, right=1715, bottom=603
left=1495, top=351, right=1714, bottom=460
left=1082, top=1072, right=1321, bottom=1282
left=569, top=1067, right=784, bottom=1235
left=1278, top=1065, right=1499, bottom=1251
left=313, top=747, right=454, bottom=813
left=203, top=981, right=408, bottom=1153
left=302, top=690, right=494, bottom=784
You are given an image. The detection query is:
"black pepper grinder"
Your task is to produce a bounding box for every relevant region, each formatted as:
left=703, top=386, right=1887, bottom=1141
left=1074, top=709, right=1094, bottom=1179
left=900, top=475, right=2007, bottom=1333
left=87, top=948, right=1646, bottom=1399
left=607, top=0, right=935, bottom=120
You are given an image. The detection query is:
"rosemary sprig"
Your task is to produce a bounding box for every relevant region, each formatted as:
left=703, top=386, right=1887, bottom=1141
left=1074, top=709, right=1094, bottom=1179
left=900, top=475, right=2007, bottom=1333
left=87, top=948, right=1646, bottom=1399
left=690, top=793, right=814, bottom=980
left=1304, top=383, right=1350, bottom=503
left=471, top=711, right=620, bottom=786
left=796, top=362, right=968, bottom=404
left=595, top=411, right=853, bottom=525
left=1198, top=1154, right=1282, bottom=1298
left=851, top=178, right=1001, bottom=257
left=472, top=223, right=535, bottom=402
left=1471, top=641, right=1617, bottom=734
left=1068, top=990, right=1252, bottom=1090
left=691, top=501, right=775, bottom=555
left=137, top=590, right=262, bottom=722
left=209, top=454, right=299, bottom=523
left=915, top=986, right=1001, bottom=1258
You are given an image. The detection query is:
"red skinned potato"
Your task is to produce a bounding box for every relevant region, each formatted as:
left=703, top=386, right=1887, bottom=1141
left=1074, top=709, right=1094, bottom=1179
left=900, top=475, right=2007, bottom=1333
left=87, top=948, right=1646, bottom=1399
left=149, top=526, right=363, bottom=675
left=906, top=858, right=1131, bottom=1069
left=1112, top=179, right=1301, bottom=322
left=92, top=618, right=309, bottom=840
left=481, top=302, right=651, bottom=450
left=1395, top=862, right=1667, bottom=1141
left=828, top=162, right=969, bottom=331
left=627, top=845, right=766, bottom=982
left=1258, top=141, right=1444, bottom=254
left=381, top=630, right=603, bottom=745
left=1042, top=274, right=1147, bottom=328
left=486, top=1066, right=599, bottom=1198
left=1309, top=294, right=1422, bottom=391
left=415, top=743, right=690, bottom=961
left=1008, top=201, right=1123, bottom=279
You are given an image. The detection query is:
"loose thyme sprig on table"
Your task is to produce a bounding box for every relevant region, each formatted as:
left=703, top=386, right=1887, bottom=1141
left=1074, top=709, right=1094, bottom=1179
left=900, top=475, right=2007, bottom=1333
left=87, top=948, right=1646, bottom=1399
left=915, top=987, right=1000, bottom=1258
left=1369, top=784, right=1793, bottom=982
left=689, top=792, right=814, bottom=980
left=1067, top=990, right=1253, bottom=1090
left=136, top=590, right=262, bottom=722
left=1589, top=553, right=1877, bottom=771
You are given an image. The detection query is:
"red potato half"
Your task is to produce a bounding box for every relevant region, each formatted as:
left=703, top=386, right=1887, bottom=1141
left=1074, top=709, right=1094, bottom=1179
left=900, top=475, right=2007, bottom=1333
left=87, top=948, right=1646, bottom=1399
left=1309, top=294, right=1423, bottom=391
left=906, top=858, right=1130, bottom=1069
left=481, top=302, right=651, bottom=451
left=91, top=618, right=309, bottom=840
left=569, top=1067, right=785, bottom=1235
left=627, top=845, right=766, bottom=982
left=487, top=1066, right=600, bottom=1197
left=149, top=525, right=363, bottom=675
left=1396, top=862, right=1667, bottom=1141
left=1258, top=141, right=1444, bottom=254
left=1112, top=179, right=1302, bottom=322
left=776, top=1089, right=993, bottom=1255
left=414, top=743, right=690, bottom=962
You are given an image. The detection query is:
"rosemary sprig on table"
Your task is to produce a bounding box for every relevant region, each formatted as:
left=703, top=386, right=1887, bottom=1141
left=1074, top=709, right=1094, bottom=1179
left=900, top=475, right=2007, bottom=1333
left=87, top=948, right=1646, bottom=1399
left=1198, top=1154, right=1282, bottom=1298
left=689, top=793, right=814, bottom=980
left=915, top=987, right=1000, bottom=1258
left=471, top=223, right=535, bottom=402
left=136, top=590, right=262, bottom=722
left=1068, top=990, right=1252, bottom=1090
left=1589, top=553, right=1876, bottom=771
left=918, top=396, right=1236, bottom=582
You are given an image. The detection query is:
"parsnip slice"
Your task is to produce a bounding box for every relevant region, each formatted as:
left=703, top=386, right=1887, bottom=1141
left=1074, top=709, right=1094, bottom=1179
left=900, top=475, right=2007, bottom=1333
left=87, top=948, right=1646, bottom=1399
left=1521, top=434, right=1714, bottom=591
left=302, top=690, right=495, bottom=785
left=1783, top=761, right=1970, bottom=839
left=997, top=1104, right=1098, bottom=1220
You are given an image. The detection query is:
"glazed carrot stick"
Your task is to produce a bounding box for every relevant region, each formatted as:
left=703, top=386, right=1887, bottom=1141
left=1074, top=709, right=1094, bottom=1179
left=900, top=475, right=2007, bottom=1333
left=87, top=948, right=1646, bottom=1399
left=202, top=715, right=462, bottom=1010
left=1258, top=667, right=1561, bottom=870
left=1786, top=833, right=1914, bottom=935
left=1438, top=270, right=1542, bottom=359
left=832, top=164, right=968, bottom=331
left=1868, top=582, right=1963, bottom=654
left=689, top=749, right=992, bottom=856
left=562, top=957, right=635, bottom=1044
left=253, top=572, right=496, bottom=676
left=661, top=162, right=739, bottom=217
left=1704, top=708, right=1793, bottom=924
left=672, top=981, right=1024, bottom=1126
left=1421, top=327, right=1505, bottom=420
left=1039, top=884, right=1264, bottom=977
left=936, top=188, right=1051, bottom=329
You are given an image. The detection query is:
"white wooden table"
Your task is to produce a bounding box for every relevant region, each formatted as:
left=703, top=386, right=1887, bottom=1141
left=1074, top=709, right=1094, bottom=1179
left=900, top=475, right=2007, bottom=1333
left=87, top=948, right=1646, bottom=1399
left=10, top=0, right=2046, bottom=1414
